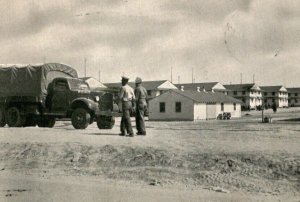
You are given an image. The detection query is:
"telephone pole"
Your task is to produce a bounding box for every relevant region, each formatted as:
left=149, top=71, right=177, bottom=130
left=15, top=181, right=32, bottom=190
left=171, top=66, right=173, bottom=83
left=192, top=68, right=194, bottom=84
left=240, top=73, right=243, bottom=84
left=84, top=58, right=87, bottom=77
left=99, top=70, right=101, bottom=82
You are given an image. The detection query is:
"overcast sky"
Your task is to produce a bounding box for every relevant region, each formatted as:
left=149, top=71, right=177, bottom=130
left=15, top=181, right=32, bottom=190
left=0, top=0, right=299, bottom=86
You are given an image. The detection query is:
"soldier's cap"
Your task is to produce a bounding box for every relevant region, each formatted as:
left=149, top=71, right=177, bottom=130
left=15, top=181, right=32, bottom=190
left=135, top=77, right=142, bottom=84
left=121, top=76, right=129, bottom=81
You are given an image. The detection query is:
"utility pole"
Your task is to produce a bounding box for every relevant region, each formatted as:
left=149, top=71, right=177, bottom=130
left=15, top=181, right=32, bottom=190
left=99, top=70, right=101, bottom=82
left=171, top=66, right=173, bottom=83
left=192, top=68, right=194, bottom=84
left=240, top=73, right=243, bottom=84
left=84, top=58, right=87, bottom=77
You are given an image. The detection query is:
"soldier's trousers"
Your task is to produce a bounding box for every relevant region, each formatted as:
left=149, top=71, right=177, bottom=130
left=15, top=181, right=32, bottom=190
left=120, top=101, right=133, bottom=135
left=135, top=103, right=146, bottom=134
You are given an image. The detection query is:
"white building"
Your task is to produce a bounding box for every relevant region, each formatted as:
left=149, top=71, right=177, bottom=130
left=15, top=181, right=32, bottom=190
left=149, top=90, right=242, bottom=121
left=80, top=77, right=107, bottom=91
left=260, top=86, right=288, bottom=108
left=224, top=83, right=263, bottom=110
left=175, top=82, right=228, bottom=94
left=105, top=80, right=177, bottom=100
left=287, top=88, right=300, bottom=107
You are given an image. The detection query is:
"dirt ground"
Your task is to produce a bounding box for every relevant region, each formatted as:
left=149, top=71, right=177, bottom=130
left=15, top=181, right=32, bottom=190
left=0, top=108, right=299, bottom=201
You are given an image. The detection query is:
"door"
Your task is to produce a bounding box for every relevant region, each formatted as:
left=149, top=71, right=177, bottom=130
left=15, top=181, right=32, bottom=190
left=51, top=80, right=69, bottom=112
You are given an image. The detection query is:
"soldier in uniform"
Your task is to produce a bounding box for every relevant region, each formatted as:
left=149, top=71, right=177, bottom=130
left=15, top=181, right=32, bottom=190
left=119, top=76, right=135, bottom=137
left=134, top=77, right=148, bottom=135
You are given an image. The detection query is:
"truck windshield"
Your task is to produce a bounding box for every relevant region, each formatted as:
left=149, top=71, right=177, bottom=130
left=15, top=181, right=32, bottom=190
left=68, top=79, right=90, bottom=90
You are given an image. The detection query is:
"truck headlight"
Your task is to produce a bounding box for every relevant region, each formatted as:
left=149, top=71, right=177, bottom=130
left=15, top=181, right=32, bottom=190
left=95, top=96, right=100, bottom=102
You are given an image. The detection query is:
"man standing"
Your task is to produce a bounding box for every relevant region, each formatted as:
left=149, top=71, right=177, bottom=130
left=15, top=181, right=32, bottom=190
left=119, top=76, right=135, bottom=137
left=134, top=77, right=148, bottom=135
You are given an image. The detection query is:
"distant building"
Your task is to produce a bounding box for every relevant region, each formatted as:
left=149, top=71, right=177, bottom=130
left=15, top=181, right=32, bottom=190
left=105, top=80, right=177, bottom=99
left=223, top=83, right=262, bottom=110
left=260, top=86, right=288, bottom=108
left=80, top=77, right=107, bottom=91
left=287, top=88, right=300, bottom=107
left=175, top=82, right=228, bottom=94
left=148, top=90, right=242, bottom=121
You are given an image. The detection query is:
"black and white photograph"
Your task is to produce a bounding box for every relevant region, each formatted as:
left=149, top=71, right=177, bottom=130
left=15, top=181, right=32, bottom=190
left=0, top=0, right=299, bottom=201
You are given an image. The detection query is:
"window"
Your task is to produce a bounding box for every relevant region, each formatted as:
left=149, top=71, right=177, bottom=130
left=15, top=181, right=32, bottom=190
left=159, top=102, right=165, bottom=113
left=288, top=93, right=291, bottom=96
left=159, top=90, right=164, bottom=95
left=295, top=99, right=298, bottom=103
left=233, top=103, right=236, bottom=111
left=175, top=102, right=181, bottom=113
left=233, top=91, right=237, bottom=95
left=296, top=93, right=298, bottom=96
left=272, top=92, right=275, bottom=96
left=54, top=81, right=68, bottom=91
left=147, top=90, right=151, bottom=96
left=272, top=98, right=275, bottom=103
left=242, top=91, right=246, bottom=95
left=264, top=92, right=267, bottom=96
left=221, top=103, right=224, bottom=111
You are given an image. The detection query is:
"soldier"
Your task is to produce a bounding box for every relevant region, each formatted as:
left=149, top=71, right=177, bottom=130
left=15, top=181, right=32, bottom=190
left=134, top=77, right=148, bottom=135
left=119, top=76, right=135, bottom=137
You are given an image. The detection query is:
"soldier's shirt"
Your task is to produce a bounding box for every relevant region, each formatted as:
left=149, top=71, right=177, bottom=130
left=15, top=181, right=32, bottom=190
left=119, top=84, right=135, bottom=102
left=134, top=86, right=147, bottom=101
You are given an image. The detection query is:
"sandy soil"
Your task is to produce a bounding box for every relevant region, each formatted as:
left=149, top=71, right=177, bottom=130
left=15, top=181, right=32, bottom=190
left=0, top=108, right=299, bottom=201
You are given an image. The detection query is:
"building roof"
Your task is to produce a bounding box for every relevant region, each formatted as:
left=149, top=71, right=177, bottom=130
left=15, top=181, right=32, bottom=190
left=174, top=82, right=226, bottom=91
left=171, top=90, right=243, bottom=104
left=286, top=88, right=300, bottom=93
left=260, top=86, right=287, bottom=92
left=80, top=77, right=107, bottom=89
left=105, top=80, right=177, bottom=90
left=223, top=83, right=259, bottom=91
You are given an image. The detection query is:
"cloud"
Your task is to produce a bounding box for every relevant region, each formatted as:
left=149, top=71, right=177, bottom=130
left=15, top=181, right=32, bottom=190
left=0, top=0, right=299, bottom=86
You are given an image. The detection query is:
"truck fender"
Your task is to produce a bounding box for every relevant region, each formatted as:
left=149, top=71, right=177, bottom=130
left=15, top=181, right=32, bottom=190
left=71, top=98, right=98, bottom=112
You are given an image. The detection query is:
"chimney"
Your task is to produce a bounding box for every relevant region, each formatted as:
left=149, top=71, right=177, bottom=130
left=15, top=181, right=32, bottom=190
left=181, top=86, right=184, bottom=91
left=197, top=86, right=200, bottom=92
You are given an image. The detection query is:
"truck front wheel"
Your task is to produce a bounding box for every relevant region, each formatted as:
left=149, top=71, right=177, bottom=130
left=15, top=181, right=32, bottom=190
left=6, top=107, right=25, bottom=127
left=71, top=108, right=90, bottom=129
left=97, top=115, right=115, bottom=129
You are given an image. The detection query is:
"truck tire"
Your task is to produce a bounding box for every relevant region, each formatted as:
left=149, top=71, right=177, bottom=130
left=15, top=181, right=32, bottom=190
left=37, top=116, right=56, bottom=128
left=6, top=107, right=25, bottom=127
left=97, top=115, right=115, bottom=129
left=0, top=110, right=6, bottom=127
left=71, top=108, right=90, bottom=129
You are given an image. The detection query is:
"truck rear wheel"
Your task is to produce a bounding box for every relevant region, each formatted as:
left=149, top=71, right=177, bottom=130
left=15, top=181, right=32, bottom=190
left=37, top=116, right=56, bottom=128
left=71, top=108, right=90, bottom=129
left=6, top=107, right=25, bottom=127
left=97, top=115, right=115, bottom=129
left=0, top=110, right=6, bottom=127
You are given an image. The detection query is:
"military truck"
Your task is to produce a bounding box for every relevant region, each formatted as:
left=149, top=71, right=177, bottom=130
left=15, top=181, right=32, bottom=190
left=0, top=63, right=115, bottom=129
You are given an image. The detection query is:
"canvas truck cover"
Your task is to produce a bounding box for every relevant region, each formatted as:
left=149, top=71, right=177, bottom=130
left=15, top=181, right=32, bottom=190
left=0, top=63, right=78, bottom=97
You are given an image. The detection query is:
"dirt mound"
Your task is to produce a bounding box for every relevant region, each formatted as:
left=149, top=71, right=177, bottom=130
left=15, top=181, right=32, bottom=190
left=0, top=142, right=299, bottom=194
